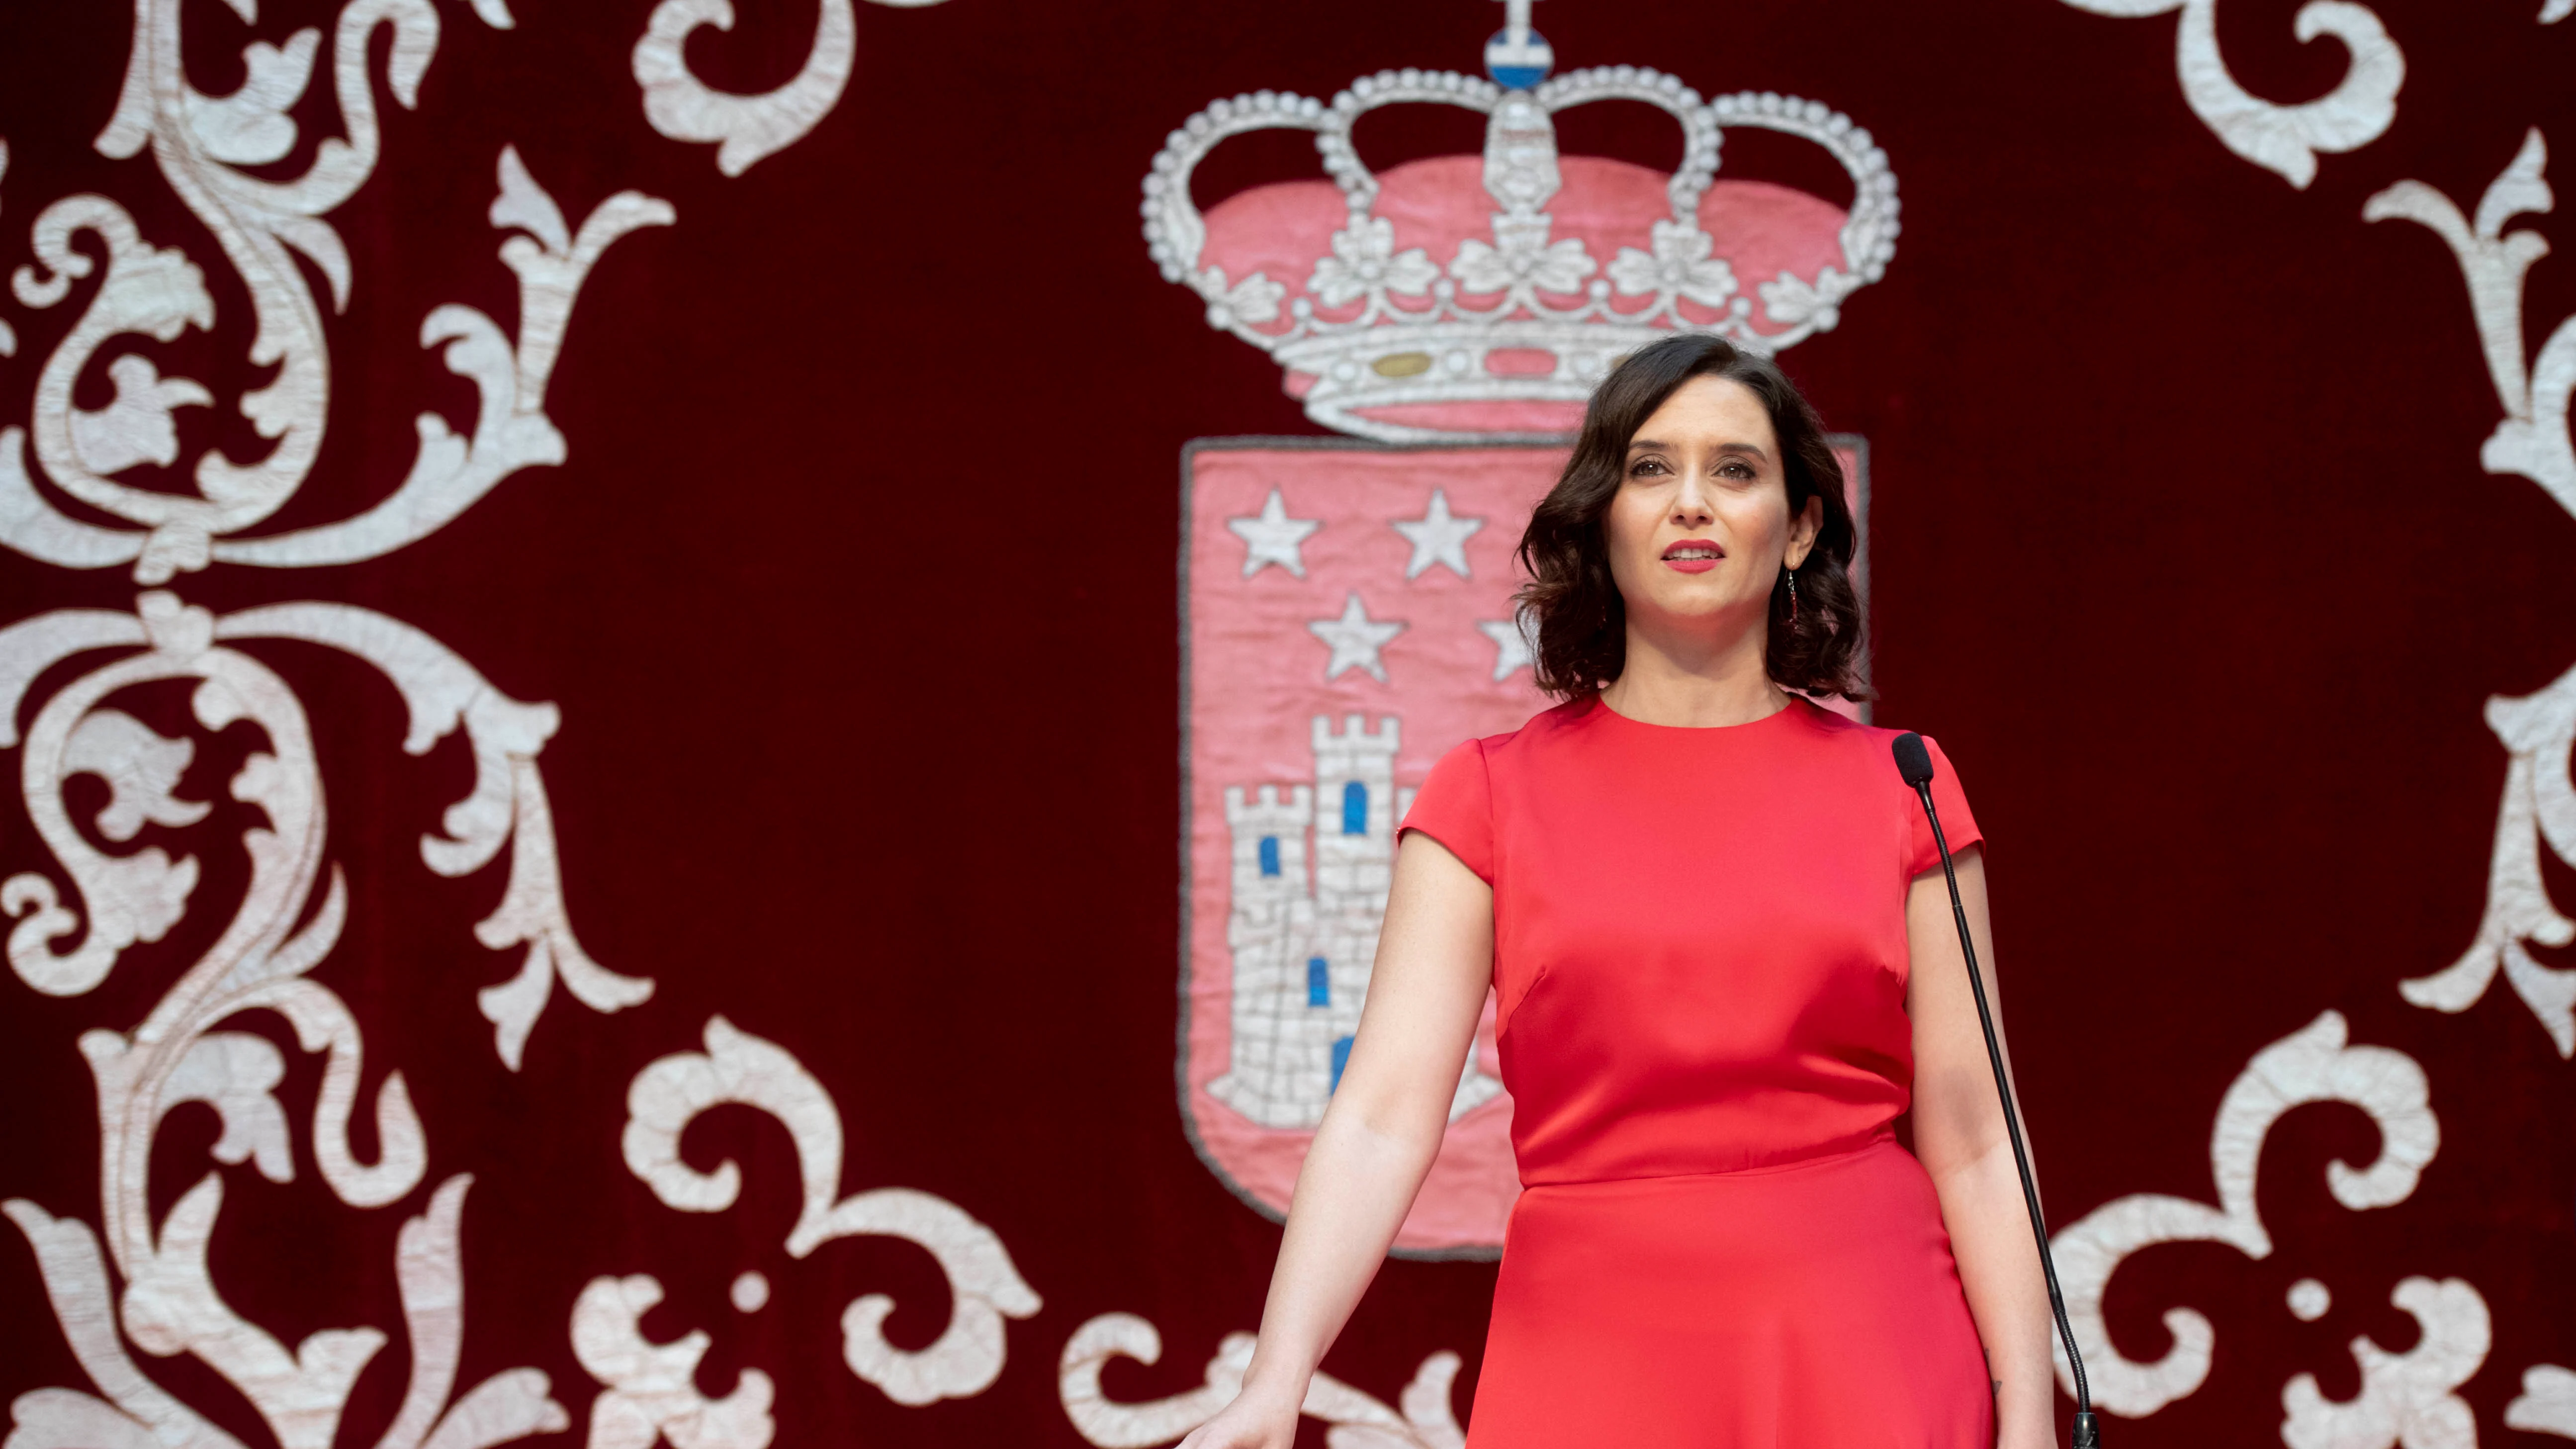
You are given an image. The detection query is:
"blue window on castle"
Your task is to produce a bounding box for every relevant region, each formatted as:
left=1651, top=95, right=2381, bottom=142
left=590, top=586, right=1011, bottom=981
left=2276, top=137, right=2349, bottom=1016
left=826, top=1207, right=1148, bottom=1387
left=1340, top=781, right=1368, bottom=835
left=1330, top=1035, right=1356, bottom=1092
left=1257, top=836, right=1280, bottom=877
left=1306, top=957, right=1330, bottom=1007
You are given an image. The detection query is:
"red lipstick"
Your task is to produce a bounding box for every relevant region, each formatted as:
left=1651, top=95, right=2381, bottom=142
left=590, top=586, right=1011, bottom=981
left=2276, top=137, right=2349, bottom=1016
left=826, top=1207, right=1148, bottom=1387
left=1661, top=538, right=1724, bottom=574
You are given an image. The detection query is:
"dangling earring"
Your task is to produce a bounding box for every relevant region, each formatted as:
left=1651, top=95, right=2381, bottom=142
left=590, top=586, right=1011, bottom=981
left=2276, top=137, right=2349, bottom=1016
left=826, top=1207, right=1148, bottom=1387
left=1784, top=566, right=1799, bottom=623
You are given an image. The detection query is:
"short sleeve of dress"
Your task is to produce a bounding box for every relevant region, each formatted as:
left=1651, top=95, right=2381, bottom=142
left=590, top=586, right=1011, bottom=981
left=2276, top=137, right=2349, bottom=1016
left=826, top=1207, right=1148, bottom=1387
left=1904, top=734, right=1984, bottom=878
left=1401, top=738, right=1496, bottom=883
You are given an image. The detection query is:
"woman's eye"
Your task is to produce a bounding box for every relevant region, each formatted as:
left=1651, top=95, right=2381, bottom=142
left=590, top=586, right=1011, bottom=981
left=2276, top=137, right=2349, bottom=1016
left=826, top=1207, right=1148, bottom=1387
left=1628, top=459, right=1667, bottom=477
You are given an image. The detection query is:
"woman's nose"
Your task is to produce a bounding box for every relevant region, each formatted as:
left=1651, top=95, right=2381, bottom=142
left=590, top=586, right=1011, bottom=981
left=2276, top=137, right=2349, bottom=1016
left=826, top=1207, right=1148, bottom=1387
left=1671, top=476, right=1715, bottom=527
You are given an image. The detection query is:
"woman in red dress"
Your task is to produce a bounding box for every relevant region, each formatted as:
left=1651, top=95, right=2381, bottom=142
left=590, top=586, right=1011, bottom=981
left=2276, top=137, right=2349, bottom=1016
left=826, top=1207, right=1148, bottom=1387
left=1179, top=335, right=2055, bottom=1449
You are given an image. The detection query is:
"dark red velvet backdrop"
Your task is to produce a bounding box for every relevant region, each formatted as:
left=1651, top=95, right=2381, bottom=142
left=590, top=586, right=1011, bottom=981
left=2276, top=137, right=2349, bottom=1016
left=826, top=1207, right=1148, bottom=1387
left=2, top=0, right=2572, bottom=1445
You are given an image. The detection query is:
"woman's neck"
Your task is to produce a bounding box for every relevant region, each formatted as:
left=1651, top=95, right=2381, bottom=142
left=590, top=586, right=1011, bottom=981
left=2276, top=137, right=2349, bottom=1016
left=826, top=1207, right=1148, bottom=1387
left=1598, top=618, right=1788, bottom=727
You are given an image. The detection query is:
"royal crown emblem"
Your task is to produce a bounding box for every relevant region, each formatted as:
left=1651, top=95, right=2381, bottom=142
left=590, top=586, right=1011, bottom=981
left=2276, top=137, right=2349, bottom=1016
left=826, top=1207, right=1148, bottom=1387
left=1141, top=0, right=1900, bottom=443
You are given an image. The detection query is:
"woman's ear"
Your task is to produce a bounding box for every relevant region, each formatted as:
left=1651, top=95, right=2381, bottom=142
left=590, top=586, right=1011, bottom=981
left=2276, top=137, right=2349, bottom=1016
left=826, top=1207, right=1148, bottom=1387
left=1787, top=492, right=1824, bottom=569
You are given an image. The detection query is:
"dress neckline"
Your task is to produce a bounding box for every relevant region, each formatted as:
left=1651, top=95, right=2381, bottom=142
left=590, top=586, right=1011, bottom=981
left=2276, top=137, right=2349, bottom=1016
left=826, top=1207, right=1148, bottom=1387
left=1584, top=692, right=1818, bottom=735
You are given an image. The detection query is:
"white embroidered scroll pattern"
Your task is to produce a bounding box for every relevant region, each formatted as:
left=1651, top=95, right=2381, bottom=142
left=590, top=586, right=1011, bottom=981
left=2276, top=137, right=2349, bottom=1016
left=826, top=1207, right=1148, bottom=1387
left=2045, top=1012, right=2465, bottom=1429
left=620, top=1017, right=1044, bottom=1409
left=4, top=0, right=671, bottom=581
left=6, top=0, right=1055, bottom=1442
left=0, top=593, right=580, bottom=1449
left=2367, top=131, right=2576, bottom=1058
left=632, top=0, right=954, bottom=178
left=2360, top=124, right=2576, bottom=1441
left=2054, top=0, right=2403, bottom=188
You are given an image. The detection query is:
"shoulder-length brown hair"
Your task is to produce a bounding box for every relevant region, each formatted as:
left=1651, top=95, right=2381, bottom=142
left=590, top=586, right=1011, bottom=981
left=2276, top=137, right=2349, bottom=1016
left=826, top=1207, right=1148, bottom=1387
left=1514, top=334, right=1868, bottom=702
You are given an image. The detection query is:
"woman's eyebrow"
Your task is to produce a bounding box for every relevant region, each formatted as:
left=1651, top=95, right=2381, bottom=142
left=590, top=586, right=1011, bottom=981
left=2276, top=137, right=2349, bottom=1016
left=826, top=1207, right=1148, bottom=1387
left=1628, top=438, right=1770, bottom=459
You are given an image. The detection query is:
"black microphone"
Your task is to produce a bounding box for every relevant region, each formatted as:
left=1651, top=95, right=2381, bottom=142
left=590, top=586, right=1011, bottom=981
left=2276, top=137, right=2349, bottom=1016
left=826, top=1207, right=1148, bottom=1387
left=1891, top=732, right=2100, bottom=1449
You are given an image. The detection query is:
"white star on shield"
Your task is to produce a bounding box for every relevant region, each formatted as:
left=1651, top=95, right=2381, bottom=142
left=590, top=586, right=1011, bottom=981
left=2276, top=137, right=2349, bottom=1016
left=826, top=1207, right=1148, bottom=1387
left=1227, top=488, right=1322, bottom=578
left=1390, top=488, right=1485, bottom=579
left=1308, top=592, right=1407, bottom=682
left=1477, top=616, right=1534, bottom=681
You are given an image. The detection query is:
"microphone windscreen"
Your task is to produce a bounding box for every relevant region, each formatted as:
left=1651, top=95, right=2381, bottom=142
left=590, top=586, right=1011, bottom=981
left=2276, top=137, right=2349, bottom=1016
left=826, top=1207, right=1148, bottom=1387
left=1891, top=732, right=1936, bottom=787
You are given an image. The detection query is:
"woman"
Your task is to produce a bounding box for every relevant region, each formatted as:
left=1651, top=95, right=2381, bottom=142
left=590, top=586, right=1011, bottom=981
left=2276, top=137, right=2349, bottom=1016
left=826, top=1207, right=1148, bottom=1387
left=1179, top=333, right=2054, bottom=1449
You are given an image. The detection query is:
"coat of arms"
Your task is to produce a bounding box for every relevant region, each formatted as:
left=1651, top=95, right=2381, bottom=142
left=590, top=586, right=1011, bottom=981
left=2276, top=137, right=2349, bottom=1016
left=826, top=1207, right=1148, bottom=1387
left=1159, top=3, right=1894, bottom=1253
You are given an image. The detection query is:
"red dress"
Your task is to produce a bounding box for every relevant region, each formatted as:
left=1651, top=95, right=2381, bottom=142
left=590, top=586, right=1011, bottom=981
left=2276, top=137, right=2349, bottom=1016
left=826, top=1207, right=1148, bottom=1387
left=1399, top=696, right=1994, bottom=1448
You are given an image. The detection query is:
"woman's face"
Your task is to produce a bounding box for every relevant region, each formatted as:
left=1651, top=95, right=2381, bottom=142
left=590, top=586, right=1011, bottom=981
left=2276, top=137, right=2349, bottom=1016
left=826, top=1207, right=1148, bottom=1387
left=1602, top=374, right=1820, bottom=637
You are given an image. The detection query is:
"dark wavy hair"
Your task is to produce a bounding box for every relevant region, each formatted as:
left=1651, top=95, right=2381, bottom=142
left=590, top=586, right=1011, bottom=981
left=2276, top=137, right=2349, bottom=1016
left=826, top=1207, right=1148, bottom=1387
left=1514, top=334, right=1868, bottom=702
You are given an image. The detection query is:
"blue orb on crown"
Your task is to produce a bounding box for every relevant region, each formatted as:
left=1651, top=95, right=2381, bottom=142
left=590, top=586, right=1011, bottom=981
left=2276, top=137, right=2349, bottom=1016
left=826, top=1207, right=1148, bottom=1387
left=1484, top=24, right=1553, bottom=90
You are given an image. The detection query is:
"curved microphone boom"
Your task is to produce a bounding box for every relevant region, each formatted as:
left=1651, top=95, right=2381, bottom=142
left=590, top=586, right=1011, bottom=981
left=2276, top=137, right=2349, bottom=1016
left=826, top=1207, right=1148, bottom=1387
left=1890, top=732, right=2099, bottom=1449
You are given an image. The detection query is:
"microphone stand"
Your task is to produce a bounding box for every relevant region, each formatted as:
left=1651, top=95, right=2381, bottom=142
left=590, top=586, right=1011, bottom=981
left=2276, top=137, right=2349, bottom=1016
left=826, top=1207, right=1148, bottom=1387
left=1893, top=733, right=2100, bottom=1449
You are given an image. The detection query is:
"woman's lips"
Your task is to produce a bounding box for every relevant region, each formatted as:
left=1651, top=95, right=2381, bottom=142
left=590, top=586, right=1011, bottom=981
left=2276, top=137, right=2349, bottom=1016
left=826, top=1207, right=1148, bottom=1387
left=1662, top=539, right=1723, bottom=575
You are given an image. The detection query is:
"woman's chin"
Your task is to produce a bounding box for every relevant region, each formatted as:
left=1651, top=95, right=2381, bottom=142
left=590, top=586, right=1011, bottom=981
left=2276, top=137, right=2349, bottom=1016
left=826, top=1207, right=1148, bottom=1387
left=1635, top=591, right=1756, bottom=629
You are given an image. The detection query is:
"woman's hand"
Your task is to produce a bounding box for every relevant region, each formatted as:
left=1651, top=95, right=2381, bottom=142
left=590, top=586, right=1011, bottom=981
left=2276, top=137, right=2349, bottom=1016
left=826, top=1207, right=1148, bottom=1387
left=1174, top=1383, right=1302, bottom=1449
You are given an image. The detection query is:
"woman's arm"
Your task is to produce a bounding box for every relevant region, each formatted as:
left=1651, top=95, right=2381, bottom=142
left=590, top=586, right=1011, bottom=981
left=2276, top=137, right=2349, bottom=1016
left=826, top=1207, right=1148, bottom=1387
left=1906, top=844, right=2058, bottom=1449
left=1179, top=832, right=1497, bottom=1449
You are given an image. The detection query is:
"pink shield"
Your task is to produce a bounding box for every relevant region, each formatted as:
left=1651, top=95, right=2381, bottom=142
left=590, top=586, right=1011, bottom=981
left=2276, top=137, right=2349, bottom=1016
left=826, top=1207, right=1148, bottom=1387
left=1180, top=436, right=1867, bottom=1254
